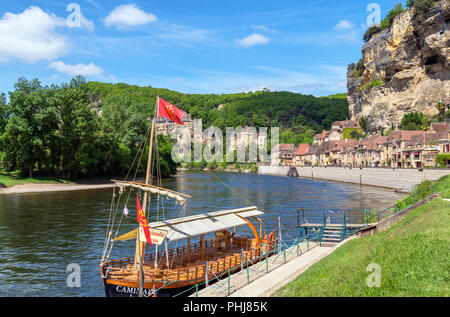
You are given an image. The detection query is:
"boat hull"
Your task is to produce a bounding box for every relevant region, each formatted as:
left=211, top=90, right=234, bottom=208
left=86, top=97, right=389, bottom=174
left=102, top=278, right=194, bottom=297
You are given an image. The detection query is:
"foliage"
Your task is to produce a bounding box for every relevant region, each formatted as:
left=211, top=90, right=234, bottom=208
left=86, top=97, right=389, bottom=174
left=363, top=25, right=382, bottom=42
left=0, top=77, right=179, bottom=181
left=359, top=117, right=367, bottom=133
left=411, top=0, right=442, bottom=14
left=360, top=3, right=405, bottom=45
left=86, top=81, right=349, bottom=136
left=435, top=154, right=450, bottom=168
left=357, top=78, right=386, bottom=91
left=350, top=58, right=365, bottom=78
left=380, top=3, right=405, bottom=29
left=343, top=127, right=364, bottom=140
left=394, top=179, right=434, bottom=210
left=400, top=112, right=431, bottom=131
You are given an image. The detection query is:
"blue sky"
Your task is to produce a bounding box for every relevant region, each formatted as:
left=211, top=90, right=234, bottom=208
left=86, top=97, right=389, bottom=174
left=0, top=0, right=408, bottom=96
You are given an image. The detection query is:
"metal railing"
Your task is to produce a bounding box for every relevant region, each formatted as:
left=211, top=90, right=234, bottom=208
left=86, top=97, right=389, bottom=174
left=172, top=231, right=321, bottom=297
left=296, top=183, right=439, bottom=245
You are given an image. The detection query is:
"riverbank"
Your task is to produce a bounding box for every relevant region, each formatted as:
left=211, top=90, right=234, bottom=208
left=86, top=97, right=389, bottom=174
left=273, top=175, right=450, bottom=297
left=259, top=166, right=450, bottom=192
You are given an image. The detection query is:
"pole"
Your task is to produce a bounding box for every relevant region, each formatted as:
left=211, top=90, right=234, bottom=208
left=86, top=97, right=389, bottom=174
left=205, top=261, right=209, bottom=287
left=277, top=217, right=281, bottom=254
left=136, top=96, right=159, bottom=297
left=135, top=96, right=159, bottom=268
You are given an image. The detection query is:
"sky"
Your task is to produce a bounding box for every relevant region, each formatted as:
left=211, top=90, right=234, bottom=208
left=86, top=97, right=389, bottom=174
left=0, top=0, right=408, bottom=96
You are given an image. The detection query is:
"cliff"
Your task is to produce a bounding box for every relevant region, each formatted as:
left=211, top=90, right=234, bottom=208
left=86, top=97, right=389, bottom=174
left=347, top=0, right=450, bottom=132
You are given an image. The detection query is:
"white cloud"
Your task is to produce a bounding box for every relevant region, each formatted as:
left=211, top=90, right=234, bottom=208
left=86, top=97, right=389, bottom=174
left=334, top=20, right=354, bottom=30
left=48, top=61, right=103, bottom=76
left=104, top=4, right=157, bottom=28
left=0, top=6, right=68, bottom=63
left=237, top=33, right=269, bottom=48
left=251, top=25, right=276, bottom=33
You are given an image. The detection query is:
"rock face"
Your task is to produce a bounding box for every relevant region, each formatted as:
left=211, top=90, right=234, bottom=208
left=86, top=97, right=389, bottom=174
left=347, top=0, right=450, bottom=132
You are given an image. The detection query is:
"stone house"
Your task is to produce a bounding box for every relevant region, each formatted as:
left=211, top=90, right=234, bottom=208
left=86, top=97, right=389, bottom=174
left=294, top=144, right=310, bottom=167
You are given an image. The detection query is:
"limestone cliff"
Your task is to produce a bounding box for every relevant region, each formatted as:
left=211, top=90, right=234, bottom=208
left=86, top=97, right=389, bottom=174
left=347, top=0, right=450, bottom=132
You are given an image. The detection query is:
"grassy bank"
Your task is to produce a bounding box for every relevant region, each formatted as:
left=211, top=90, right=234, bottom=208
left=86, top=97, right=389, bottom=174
left=0, top=170, right=70, bottom=188
left=274, top=175, right=450, bottom=297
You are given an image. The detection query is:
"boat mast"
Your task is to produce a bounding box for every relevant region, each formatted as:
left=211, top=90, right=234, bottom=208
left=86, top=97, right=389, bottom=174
left=135, top=95, right=159, bottom=268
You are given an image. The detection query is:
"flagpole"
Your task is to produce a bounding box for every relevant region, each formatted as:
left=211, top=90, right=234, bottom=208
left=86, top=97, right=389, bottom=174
left=136, top=95, right=159, bottom=296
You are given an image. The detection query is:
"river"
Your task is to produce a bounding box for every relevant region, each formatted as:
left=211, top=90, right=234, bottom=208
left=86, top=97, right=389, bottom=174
left=0, top=171, right=405, bottom=297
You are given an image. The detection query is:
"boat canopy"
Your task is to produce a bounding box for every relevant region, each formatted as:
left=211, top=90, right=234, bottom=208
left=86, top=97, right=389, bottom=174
left=112, top=180, right=191, bottom=206
left=114, top=206, right=263, bottom=242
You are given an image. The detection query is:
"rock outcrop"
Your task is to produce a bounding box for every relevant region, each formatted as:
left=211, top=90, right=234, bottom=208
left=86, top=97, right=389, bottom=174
left=347, top=0, right=450, bottom=132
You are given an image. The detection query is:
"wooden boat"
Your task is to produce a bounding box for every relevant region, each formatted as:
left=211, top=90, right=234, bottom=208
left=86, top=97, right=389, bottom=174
left=99, top=97, right=276, bottom=297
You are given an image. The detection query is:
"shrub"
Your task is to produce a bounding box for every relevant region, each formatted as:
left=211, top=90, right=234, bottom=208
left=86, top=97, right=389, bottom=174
left=352, top=58, right=365, bottom=78
left=400, top=112, right=431, bottom=131
left=380, top=3, right=405, bottom=29
left=414, top=0, right=441, bottom=14
left=357, top=78, right=386, bottom=91
left=436, top=154, right=450, bottom=168
left=363, top=25, right=382, bottom=42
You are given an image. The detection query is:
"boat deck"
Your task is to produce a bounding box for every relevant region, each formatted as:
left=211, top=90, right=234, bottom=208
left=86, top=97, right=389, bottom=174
left=104, top=235, right=273, bottom=288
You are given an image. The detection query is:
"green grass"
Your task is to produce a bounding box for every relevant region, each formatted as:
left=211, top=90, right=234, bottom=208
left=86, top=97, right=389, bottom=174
left=0, top=171, right=70, bottom=188
left=274, top=175, right=450, bottom=297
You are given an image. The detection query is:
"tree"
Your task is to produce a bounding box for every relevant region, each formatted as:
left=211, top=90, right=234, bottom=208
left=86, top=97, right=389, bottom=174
left=363, top=25, right=382, bottom=42
left=380, top=3, right=404, bottom=30
left=400, top=112, right=430, bottom=131
left=413, top=0, right=441, bottom=14
left=3, top=78, right=58, bottom=177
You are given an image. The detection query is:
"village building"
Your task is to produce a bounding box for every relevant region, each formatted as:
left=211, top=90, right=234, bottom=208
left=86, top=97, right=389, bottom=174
left=293, top=144, right=310, bottom=167
left=304, top=143, right=320, bottom=166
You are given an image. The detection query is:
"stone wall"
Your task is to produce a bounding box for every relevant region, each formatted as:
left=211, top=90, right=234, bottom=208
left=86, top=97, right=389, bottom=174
left=258, top=165, right=450, bottom=192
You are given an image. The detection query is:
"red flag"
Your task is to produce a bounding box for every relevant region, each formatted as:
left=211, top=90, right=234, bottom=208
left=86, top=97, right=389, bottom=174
left=157, top=97, right=184, bottom=125
left=136, top=194, right=153, bottom=246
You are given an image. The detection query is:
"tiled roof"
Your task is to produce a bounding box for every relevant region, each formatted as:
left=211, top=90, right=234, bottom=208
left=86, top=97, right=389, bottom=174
left=278, top=143, right=295, bottom=151
left=295, top=144, right=310, bottom=156
left=430, top=123, right=450, bottom=134
left=306, top=143, right=320, bottom=155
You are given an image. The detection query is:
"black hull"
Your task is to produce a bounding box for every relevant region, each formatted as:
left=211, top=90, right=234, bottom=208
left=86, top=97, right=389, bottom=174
left=102, top=279, right=195, bottom=297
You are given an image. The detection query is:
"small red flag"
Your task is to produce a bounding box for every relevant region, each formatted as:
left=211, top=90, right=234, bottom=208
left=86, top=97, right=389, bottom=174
left=157, top=97, right=184, bottom=125
left=136, top=194, right=153, bottom=246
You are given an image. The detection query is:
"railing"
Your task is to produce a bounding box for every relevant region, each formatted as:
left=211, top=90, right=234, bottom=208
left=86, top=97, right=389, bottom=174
left=173, top=230, right=320, bottom=297
left=296, top=183, right=439, bottom=244
left=372, top=183, right=437, bottom=221
left=104, top=236, right=265, bottom=287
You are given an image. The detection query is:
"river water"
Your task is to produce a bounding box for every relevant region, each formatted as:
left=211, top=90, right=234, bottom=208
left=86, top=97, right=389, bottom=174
left=0, top=171, right=404, bottom=297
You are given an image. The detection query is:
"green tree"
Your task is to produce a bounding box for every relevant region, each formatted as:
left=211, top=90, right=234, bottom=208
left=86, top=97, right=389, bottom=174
left=380, top=3, right=404, bottom=29
left=400, top=112, right=431, bottom=131
left=3, top=78, right=58, bottom=177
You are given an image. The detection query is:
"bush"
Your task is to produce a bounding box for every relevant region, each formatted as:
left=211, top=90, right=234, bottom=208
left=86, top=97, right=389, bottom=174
left=380, top=3, right=405, bottom=29
left=352, top=58, right=365, bottom=78
left=357, top=78, right=386, bottom=91
left=413, top=0, right=441, bottom=14
left=400, top=112, right=431, bottom=131
left=436, top=154, right=450, bottom=168
left=363, top=25, right=382, bottom=42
